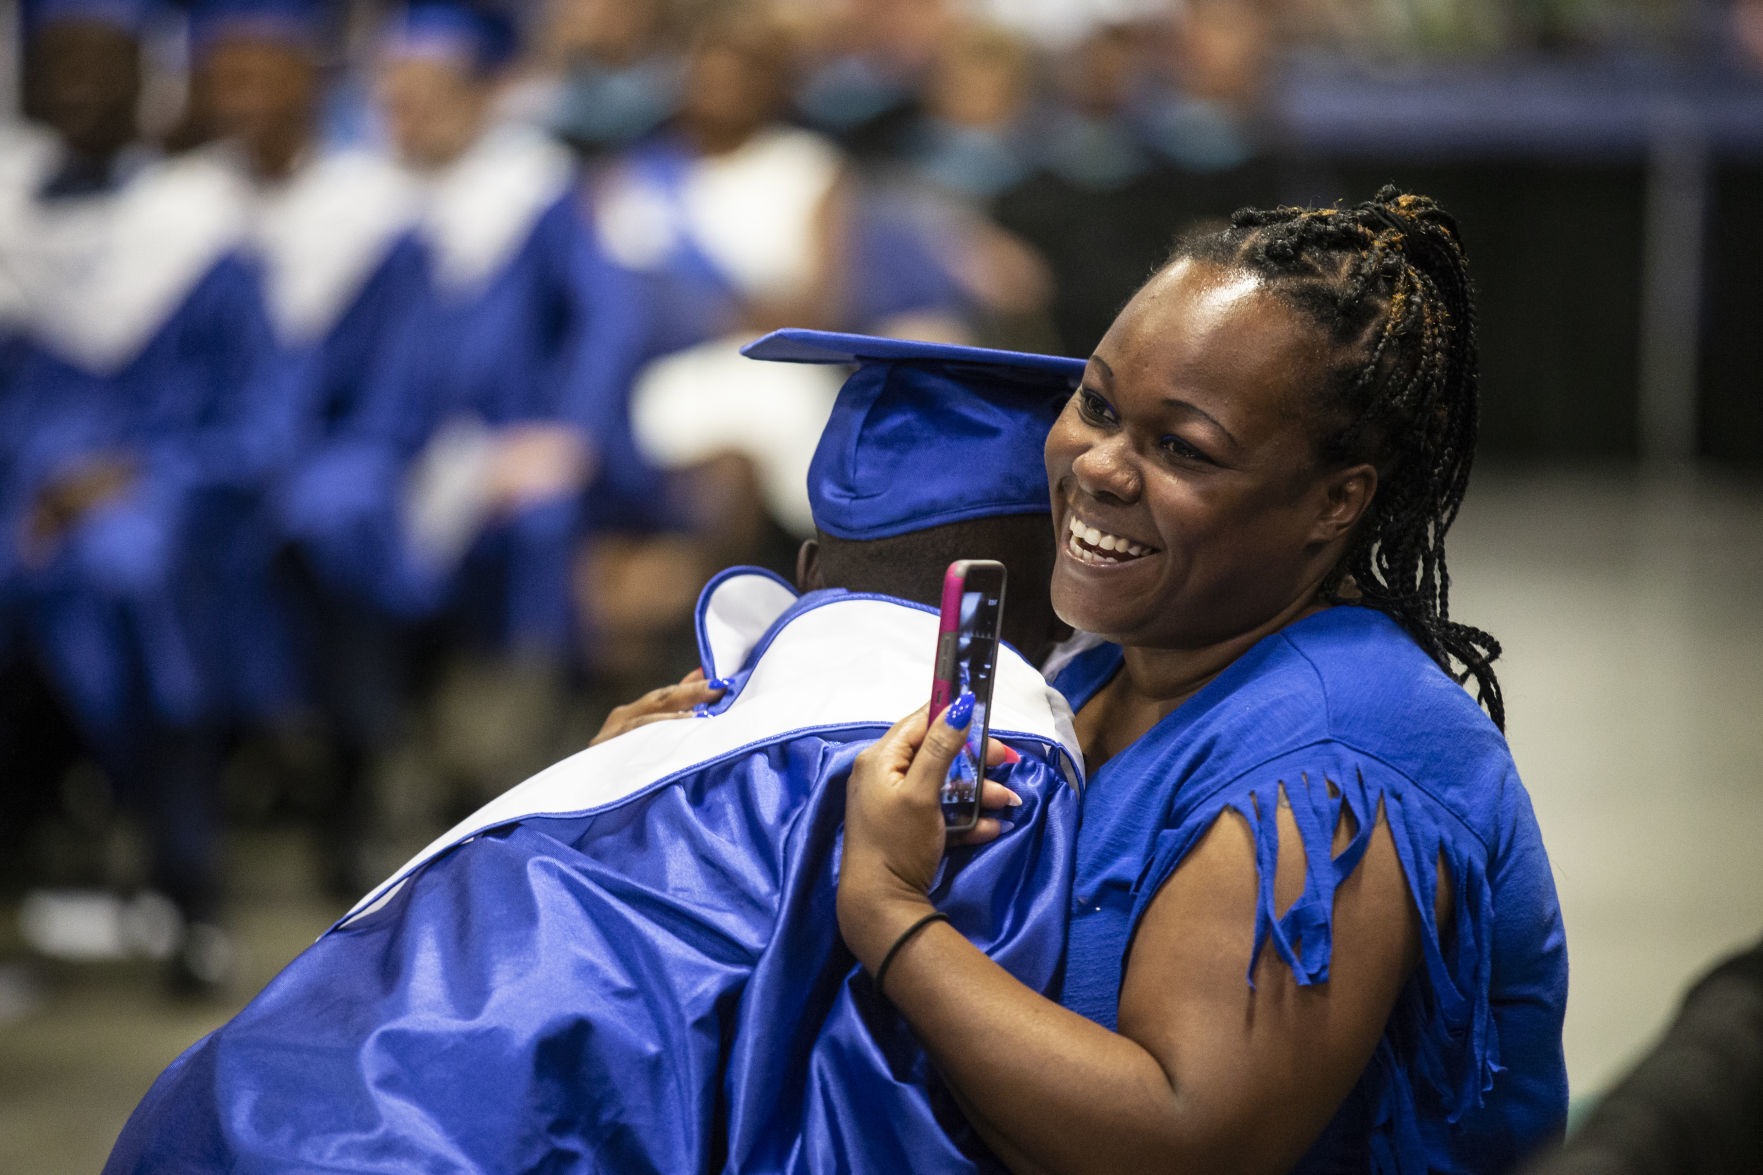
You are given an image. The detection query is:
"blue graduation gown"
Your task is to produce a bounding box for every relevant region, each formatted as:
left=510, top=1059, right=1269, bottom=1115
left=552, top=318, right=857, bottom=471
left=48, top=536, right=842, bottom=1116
left=1, top=148, right=296, bottom=751
left=248, top=148, right=429, bottom=669
left=595, top=131, right=973, bottom=341
left=1051, top=606, right=1569, bottom=1175
left=286, top=128, right=653, bottom=651
left=104, top=570, right=1084, bottom=1173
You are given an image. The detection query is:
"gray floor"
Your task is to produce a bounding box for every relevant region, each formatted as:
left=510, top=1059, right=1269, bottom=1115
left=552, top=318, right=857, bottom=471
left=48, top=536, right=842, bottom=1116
left=2, top=466, right=1761, bottom=1173
left=1449, top=466, right=1763, bottom=1094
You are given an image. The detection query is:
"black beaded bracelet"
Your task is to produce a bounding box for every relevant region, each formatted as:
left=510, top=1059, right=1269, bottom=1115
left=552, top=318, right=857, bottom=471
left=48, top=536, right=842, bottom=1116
left=873, top=911, right=950, bottom=1000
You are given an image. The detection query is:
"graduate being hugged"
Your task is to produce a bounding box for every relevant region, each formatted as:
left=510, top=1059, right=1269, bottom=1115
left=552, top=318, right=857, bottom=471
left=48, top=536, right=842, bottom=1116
left=105, top=332, right=1089, bottom=1173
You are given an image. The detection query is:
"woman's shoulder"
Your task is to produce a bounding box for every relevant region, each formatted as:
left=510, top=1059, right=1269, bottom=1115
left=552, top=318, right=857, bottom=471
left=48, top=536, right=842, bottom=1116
left=1143, top=606, right=1521, bottom=841
left=1271, top=606, right=1515, bottom=784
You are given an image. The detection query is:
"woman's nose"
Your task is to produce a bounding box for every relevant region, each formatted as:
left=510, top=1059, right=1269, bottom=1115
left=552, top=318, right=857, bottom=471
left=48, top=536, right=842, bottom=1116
left=1070, top=433, right=1139, bottom=504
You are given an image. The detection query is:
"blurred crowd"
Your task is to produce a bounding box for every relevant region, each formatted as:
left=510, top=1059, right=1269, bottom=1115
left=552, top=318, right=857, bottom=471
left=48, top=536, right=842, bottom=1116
left=0, top=0, right=1752, bottom=995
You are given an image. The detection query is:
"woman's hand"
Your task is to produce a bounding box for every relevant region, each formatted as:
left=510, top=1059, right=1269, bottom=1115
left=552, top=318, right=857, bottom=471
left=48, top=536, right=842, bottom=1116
left=589, top=668, right=727, bottom=747
left=837, top=695, right=1021, bottom=970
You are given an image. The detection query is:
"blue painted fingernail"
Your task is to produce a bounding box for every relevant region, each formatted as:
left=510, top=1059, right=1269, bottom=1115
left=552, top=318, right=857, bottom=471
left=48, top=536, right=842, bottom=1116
left=707, top=678, right=731, bottom=691
left=692, top=703, right=712, bottom=717
left=944, top=692, right=975, bottom=728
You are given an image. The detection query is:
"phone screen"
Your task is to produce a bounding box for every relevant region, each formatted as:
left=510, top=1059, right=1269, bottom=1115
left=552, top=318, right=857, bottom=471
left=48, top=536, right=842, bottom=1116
left=932, top=561, right=1006, bottom=831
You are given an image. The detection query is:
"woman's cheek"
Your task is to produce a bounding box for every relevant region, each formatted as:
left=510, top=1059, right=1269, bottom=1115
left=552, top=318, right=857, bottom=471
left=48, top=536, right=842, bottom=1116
left=1043, top=409, right=1085, bottom=483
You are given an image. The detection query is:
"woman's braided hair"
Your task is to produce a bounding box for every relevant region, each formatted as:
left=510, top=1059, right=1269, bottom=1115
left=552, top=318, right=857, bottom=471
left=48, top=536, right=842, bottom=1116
left=1170, top=185, right=1505, bottom=729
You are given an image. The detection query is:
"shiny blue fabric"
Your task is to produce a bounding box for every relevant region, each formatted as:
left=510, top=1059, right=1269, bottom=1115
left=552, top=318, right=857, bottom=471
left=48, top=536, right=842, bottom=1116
left=106, top=599, right=1079, bottom=1173
left=1052, top=606, right=1569, bottom=1174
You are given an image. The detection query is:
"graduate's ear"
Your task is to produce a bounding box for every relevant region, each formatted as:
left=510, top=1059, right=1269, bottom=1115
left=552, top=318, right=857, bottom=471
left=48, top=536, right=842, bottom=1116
left=795, top=539, right=824, bottom=593
left=1311, top=462, right=1378, bottom=545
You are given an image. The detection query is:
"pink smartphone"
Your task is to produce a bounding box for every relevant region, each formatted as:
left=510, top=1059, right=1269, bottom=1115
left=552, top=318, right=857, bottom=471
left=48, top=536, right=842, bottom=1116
left=930, top=559, right=1007, bottom=832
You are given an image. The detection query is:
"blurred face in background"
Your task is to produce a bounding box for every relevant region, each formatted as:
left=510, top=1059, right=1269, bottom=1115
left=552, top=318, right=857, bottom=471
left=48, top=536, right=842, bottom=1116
left=1061, top=24, right=1146, bottom=118
left=678, top=19, right=791, bottom=152
left=25, top=21, right=142, bottom=160
left=837, top=0, right=950, bottom=74
left=926, top=24, right=1033, bottom=130
left=377, top=55, right=491, bottom=171
left=202, top=35, right=319, bottom=177
left=1172, top=0, right=1270, bottom=106
left=543, top=0, right=670, bottom=68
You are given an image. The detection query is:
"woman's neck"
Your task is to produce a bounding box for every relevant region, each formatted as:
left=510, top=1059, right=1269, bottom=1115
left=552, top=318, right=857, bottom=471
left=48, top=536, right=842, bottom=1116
left=1077, top=592, right=1330, bottom=773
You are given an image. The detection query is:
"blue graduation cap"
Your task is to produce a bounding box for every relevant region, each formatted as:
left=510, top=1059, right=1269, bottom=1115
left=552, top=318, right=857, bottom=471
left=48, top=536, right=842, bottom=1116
left=381, top=1, right=518, bottom=75
left=26, top=0, right=156, bottom=34
left=190, top=0, right=321, bottom=47
left=742, top=328, right=1085, bottom=541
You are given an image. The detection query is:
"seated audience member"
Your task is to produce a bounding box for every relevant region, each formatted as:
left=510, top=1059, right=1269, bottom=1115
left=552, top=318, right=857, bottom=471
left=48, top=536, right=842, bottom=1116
left=284, top=0, right=651, bottom=800
left=524, top=0, right=684, bottom=156
left=901, top=20, right=1037, bottom=205
left=792, top=0, right=951, bottom=162
left=993, top=5, right=1288, bottom=354
left=587, top=2, right=856, bottom=675
left=1, top=0, right=290, bottom=989
left=190, top=0, right=427, bottom=891
left=104, top=332, right=1086, bottom=1173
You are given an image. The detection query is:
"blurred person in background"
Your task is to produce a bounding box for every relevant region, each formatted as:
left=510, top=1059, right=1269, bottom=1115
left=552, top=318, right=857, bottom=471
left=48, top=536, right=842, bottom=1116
left=587, top=0, right=853, bottom=680
left=792, top=0, right=953, bottom=161
left=1522, top=935, right=1763, bottom=1175
left=996, top=0, right=1290, bottom=353
left=189, top=0, right=431, bottom=898
left=594, top=0, right=849, bottom=353
left=0, top=0, right=294, bottom=993
left=299, top=0, right=650, bottom=827
left=0, top=0, right=154, bottom=927
left=903, top=20, right=1038, bottom=205
left=516, top=0, right=684, bottom=157
left=865, top=15, right=1055, bottom=346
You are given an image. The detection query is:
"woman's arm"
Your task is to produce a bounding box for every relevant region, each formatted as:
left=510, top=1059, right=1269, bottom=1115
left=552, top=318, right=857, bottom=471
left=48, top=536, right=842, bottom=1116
left=839, top=705, right=1424, bottom=1175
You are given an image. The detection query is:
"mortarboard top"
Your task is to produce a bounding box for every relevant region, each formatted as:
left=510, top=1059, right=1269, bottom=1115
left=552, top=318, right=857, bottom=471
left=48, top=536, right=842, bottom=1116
left=742, top=328, right=1085, bottom=541
left=190, top=0, right=321, bottom=48
left=381, top=1, right=517, bottom=75
left=26, top=0, right=156, bottom=34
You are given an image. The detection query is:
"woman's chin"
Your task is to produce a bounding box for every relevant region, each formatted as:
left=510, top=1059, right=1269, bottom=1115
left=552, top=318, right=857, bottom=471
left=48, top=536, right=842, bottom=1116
left=1050, top=558, right=1159, bottom=642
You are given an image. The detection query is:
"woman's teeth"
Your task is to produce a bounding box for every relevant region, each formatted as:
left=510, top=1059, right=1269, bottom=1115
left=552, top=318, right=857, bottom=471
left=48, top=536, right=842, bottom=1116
left=1066, top=516, right=1154, bottom=565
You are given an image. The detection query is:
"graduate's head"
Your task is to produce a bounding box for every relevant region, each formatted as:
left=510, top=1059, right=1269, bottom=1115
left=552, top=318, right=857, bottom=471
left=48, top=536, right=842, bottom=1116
left=194, top=0, right=322, bottom=179
left=24, top=0, right=146, bottom=160
left=1045, top=188, right=1503, bottom=727
left=378, top=1, right=517, bottom=170
left=800, top=516, right=1062, bottom=665
left=743, top=329, right=1081, bottom=666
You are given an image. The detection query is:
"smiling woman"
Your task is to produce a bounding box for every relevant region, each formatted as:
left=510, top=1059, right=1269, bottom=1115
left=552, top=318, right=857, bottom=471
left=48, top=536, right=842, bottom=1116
left=838, top=189, right=1568, bottom=1174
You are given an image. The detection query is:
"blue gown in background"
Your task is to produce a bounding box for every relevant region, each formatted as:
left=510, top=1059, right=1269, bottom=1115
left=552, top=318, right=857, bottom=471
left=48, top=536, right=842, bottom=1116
left=247, top=145, right=428, bottom=739
left=291, top=126, right=654, bottom=655
left=104, top=571, right=1084, bottom=1173
left=594, top=128, right=968, bottom=346
left=1051, top=605, right=1570, bottom=1175
left=0, top=146, right=295, bottom=758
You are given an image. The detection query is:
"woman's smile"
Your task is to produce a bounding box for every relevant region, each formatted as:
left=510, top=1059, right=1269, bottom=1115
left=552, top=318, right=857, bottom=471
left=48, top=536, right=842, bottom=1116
left=1061, top=509, right=1160, bottom=567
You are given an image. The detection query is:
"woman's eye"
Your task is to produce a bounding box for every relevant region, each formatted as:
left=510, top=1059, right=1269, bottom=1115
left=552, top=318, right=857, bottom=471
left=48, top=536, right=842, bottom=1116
left=1159, top=434, right=1211, bottom=464
left=1077, top=389, right=1115, bottom=424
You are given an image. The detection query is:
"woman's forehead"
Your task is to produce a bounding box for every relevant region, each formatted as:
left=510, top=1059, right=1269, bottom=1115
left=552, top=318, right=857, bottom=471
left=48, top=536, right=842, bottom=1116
left=1085, top=259, right=1330, bottom=445
left=1100, top=262, right=1319, bottom=384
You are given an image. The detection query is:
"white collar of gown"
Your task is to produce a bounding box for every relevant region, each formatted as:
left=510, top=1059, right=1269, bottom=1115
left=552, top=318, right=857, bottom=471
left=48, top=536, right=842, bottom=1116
left=339, top=569, right=1082, bottom=927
